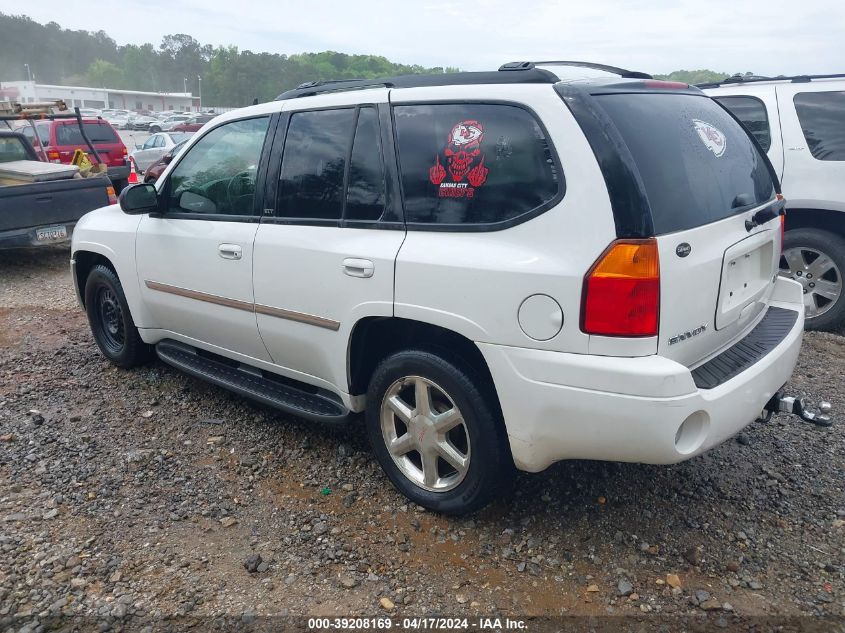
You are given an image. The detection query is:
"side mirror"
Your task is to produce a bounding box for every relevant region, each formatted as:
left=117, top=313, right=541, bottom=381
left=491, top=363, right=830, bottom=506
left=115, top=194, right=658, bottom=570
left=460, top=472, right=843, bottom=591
left=119, top=183, right=158, bottom=215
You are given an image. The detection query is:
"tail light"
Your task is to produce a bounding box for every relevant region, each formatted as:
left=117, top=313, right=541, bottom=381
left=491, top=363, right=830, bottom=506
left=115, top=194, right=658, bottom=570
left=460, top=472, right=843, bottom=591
left=106, top=186, right=118, bottom=205
left=777, top=194, right=786, bottom=253
left=581, top=238, right=660, bottom=337
left=47, top=150, right=60, bottom=163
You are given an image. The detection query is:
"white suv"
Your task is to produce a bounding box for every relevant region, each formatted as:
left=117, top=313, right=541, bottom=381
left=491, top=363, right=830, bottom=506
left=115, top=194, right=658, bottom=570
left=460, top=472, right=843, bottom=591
left=71, top=62, right=805, bottom=514
left=702, top=74, right=845, bottom=330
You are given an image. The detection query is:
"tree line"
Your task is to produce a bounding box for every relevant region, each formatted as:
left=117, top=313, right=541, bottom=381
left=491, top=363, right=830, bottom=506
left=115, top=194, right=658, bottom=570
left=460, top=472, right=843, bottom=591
left=0, top=13, right=736, bottom=107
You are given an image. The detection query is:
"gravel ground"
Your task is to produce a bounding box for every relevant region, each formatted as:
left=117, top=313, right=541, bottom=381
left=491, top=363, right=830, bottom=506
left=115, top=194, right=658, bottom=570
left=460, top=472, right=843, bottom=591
left=0, top=247, right=843, bottom=631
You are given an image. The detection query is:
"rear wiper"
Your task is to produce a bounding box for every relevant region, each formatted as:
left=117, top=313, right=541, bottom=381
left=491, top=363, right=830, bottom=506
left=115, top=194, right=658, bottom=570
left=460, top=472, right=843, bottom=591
left=744, top=198, right=785, bottom=232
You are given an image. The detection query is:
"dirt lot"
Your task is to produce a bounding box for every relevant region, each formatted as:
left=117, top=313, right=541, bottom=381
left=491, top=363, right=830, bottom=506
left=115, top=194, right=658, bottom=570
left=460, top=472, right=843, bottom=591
left=0, top=247, right=843, bottom=630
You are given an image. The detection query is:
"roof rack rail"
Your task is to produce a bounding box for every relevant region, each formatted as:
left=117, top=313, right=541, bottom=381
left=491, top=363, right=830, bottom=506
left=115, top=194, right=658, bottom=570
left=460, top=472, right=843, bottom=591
left=499, top=60, right=652, bottom=80
left=275, top=68, right=559, bottom=100
left=696, top=73, right=845, bottom=88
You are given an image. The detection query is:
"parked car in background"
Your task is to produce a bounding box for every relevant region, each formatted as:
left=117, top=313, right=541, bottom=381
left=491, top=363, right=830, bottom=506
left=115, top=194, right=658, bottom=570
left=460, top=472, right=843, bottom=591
left=77, top=108, right=102, bottom=118
left=130, top=132, right=193, bottom=172
left=149, top=114, right=191, bottom=133
left=103, top=110, right=132, bottom=128
left=128, top=115, right=158, bottom=131
left=142, top=138, right=190, bottom=184
left=702, top=74, right=845, bottom=331
left=170, top=114, right=216, bottom=132
left=73, top=63, right=806, bottom=514
left=0, top=130, right=115, bottom=249
left=17, top=118, right=130, bottom=191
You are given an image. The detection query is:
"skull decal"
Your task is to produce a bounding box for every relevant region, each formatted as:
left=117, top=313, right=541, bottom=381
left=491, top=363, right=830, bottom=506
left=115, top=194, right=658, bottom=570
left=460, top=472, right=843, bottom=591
left=429, top=120, right=489, bottom=192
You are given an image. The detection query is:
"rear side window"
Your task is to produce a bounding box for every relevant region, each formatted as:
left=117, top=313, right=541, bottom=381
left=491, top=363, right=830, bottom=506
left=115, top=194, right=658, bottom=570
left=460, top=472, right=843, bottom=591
left=595, top=93, right=775, bottom=234
left=277, top=109, right=355, bottom=220
left=393, top=104, right=561, bottom=228
left=346, top=107, right=385, bottom=221
left=56, top=122, right=118, bottom=145
left=794, top=91, right=845, bottom=161
left=714, top=96, right=772, bottom=152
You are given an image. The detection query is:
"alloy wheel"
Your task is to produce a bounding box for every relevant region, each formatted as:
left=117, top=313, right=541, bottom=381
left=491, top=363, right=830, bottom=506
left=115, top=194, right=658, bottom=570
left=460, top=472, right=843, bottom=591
left=379, top=376, right=471, bottom=493
left=780, top=247, right=842, bottom=319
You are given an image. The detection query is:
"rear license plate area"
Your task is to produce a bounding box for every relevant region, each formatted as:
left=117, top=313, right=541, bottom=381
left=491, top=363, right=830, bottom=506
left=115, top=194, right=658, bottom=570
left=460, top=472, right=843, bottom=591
left=35, top=225, right=67, bottom=242
left=716, top=233, right=776, bottom=330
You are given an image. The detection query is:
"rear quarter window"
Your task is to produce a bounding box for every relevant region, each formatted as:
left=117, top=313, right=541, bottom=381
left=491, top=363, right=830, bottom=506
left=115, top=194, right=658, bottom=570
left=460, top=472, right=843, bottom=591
left=713, top=95, right=772, bottom=152
left=793, top=91, right=845, bottom=161
left=594, top=93, right=775, bottom=234
left=393, top=103, right=562, bottom=229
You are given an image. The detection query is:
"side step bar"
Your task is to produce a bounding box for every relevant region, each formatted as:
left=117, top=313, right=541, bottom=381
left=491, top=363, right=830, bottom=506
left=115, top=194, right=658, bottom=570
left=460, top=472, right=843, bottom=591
left=156, top=340, right=351, bottom=425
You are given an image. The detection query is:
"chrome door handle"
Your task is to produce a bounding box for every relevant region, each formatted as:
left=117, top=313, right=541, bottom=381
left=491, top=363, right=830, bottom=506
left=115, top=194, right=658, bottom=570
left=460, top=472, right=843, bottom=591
left=343, top=258, right=374, bottom=278
left=218, top=243, right=242, bottom=260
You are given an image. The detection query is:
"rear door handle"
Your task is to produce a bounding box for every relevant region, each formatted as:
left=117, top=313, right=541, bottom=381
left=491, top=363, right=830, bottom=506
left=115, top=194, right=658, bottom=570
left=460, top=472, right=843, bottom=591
left=218, top=243, right=242, bottom=260
left=343, top=258, right=374, bottom=278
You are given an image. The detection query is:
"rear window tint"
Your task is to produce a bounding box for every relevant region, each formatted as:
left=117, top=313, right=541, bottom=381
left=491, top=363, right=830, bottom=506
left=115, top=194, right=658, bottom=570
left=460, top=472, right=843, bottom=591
left=595, top=93, right=775, bottom=234
left=0, top=137, right=30, bottom=162
left=714, top=96, right=772, bottom=152
left=793, top=91, right=845, bottom=161
left=56, top=122, right=119, bottom=145
left=393, top=104, right=561, bottom=228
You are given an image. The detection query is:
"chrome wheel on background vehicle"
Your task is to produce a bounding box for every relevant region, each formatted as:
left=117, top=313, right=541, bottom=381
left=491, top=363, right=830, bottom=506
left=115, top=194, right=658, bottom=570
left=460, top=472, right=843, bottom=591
left=780, top=246, right=842, bottom=319
left=380, top=376, right=471, bottom=492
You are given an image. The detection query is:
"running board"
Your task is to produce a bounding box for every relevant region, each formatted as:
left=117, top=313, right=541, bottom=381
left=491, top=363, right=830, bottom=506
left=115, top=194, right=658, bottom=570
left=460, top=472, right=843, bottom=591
left=155, top=340, right=351, bottom=424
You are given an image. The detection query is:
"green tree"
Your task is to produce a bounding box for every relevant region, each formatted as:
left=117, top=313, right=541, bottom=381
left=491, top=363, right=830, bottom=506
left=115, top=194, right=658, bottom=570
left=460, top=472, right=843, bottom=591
left=86, top=59, right=124, bottom=87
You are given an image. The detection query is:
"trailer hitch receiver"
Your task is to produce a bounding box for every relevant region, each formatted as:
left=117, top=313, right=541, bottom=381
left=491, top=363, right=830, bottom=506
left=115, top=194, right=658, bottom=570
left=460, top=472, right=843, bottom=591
left=760, top=391, right=832, bottom=427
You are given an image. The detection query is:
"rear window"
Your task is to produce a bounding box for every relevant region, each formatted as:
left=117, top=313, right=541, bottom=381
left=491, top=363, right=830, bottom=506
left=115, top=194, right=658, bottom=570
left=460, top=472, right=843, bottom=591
left=595, top=93, right=775, bottom=234
left=0, top=137, right=31, bottom=163
left=713, top=96, right=772, bottom=152
left=55, top=122, right=119, bottom=146
left=793, top=91, right=845, bottom=161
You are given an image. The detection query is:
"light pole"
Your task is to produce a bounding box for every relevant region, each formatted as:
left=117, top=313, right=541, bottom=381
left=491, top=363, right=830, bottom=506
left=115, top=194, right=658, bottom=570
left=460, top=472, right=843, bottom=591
left=197, top=75, right=202, bottom=111
left=24, top=63, right=32, bottom=82
left=183, top=77, right=187, bottom=94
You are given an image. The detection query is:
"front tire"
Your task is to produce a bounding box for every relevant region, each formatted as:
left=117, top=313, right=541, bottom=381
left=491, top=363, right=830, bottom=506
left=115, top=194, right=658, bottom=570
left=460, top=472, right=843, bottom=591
left=84, top=265, right=152, bottom=368
left=365, top=349, right=513, bottom=515
left=780, top=228, right=845, bottom=331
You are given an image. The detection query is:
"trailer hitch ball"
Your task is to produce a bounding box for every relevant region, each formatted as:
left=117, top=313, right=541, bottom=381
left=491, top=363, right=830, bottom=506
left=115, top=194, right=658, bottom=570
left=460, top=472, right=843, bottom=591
left=760, top=391, right=833, bottom=427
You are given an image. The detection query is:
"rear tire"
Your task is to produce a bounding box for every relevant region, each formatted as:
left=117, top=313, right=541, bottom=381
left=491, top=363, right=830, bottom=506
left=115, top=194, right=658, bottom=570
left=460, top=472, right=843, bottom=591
left=84, top=265, right=152, bottom=368
left=780, top=228, right=845, bottom=331
left=365, top=349, right=513, bottom=515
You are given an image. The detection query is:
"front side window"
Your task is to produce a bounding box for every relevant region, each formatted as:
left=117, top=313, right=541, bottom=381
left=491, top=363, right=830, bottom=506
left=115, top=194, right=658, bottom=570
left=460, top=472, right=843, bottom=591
left=794, top=91, right=845, bottom=161
left=393, top=103, right=561, bottom=228
left=714, top=96, right=772, bottom=152
left=167, top=116, right=270, bottom=216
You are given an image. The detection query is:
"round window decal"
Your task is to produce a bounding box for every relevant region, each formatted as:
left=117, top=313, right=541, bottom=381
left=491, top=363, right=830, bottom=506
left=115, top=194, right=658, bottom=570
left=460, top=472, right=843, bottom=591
left=692, top=119, right=727, bottom=157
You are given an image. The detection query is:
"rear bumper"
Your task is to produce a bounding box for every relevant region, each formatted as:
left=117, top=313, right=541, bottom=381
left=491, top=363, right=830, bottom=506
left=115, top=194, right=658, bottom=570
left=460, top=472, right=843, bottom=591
left=0, top=223, right=76, bottom=250
left=479, top=277, right=805, bottom=472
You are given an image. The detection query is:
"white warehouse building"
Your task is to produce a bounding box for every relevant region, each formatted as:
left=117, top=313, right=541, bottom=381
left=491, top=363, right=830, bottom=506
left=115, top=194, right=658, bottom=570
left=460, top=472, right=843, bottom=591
left=0, top=80, right=199, bottom=112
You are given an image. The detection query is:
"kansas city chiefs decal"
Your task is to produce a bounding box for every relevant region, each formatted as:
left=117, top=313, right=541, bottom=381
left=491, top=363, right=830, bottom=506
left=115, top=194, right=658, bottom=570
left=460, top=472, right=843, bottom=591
left=429, top=120, right=489, bottom=198
left=692, top=119, right=727, bottom=157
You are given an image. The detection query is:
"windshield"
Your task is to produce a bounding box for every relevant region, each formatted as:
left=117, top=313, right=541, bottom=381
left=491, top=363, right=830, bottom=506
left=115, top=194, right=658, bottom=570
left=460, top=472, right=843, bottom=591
left=594, top=93, right=776, bottom=234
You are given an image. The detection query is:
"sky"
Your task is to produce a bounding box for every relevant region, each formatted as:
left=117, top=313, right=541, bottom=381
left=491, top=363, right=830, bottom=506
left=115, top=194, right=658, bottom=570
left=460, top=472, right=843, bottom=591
left=3, top=0, right=844, bottom=76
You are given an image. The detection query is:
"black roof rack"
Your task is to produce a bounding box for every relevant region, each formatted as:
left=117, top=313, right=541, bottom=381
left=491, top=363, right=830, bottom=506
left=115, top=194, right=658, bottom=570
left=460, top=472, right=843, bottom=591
left=500, top=60, right=652, bottom=80
left=696, top=73, right=845, bottom=88
left=275, top=68, right=559, bottom=100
